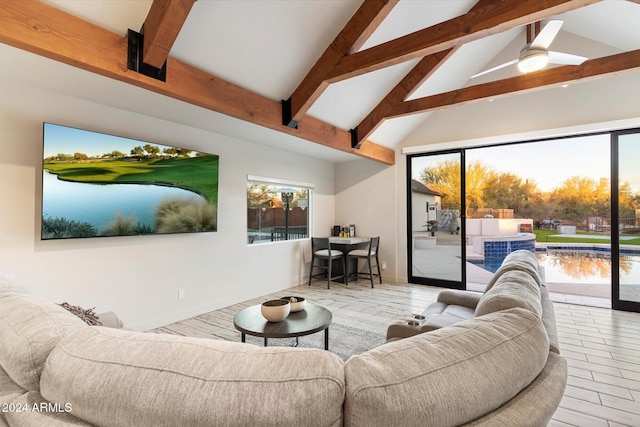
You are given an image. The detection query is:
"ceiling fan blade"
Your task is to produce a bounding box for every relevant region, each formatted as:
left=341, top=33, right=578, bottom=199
left=470, top=59, right=518, bottom=79
left=548, top=51, right=588, bottom=65
left=530, top=20, right=563, bottom=49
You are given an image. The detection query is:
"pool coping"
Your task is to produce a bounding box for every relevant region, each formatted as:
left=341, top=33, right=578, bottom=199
left=535, top=242, right=640, bottom=255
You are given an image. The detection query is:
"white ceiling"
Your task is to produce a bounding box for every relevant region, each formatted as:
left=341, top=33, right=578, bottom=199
left=19, top=0, right=640, bottom=163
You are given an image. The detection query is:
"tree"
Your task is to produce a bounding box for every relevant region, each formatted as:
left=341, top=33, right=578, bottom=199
left=483, top=172, right=537, bottom=215
left=419, top=160, right=502, bottom=215
left=518, top=179, right=546, bottom=220
left=143, top=144, right=160, bottom=158
left=550, top=176, right=610, bottom=222
left=247, top=184, right=276, bottom=208
left=104, top=150, right=124, bottom=158
left=73, top=152, right=88, bottom=161
left=47, top=153, right=73, bottom=162
left=131, top=146, right=144, bottom=157
left=618, top=180, right=636, bottom=218
left=163, top=147, right=178, bottom=156
left=419, top=160, right=462, bottom=210
left=465, top=161, right=494, bottom=214
left=419, top=160, right=545, bottom=218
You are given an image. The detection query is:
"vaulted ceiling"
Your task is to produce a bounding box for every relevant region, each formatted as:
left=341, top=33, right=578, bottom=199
left=1, top=0, right=639, bottom=165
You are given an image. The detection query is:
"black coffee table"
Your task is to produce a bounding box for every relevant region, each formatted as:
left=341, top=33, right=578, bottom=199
left=233, top=303, right=332, bottom=350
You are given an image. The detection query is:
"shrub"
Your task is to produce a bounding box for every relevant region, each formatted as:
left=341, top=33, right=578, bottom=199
left=42, top=216, right=97, bottom=239
left=100, top=213, right=139, bottom=236
left=155, top=196, right=217, bottom=233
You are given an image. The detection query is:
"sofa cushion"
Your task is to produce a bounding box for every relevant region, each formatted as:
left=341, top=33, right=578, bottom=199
left=41, top=327, right=345, bottom=427
left=0, top=292, right=87, bottom=391
left=0, top=365, right=25, bottom=403
left=475, top=270, right=542, bottom=318
left=4, top=391, right=91, bottom=427
left=485, top=249, right=542, bottom=292
left=344, top=308, right=549, bottom=427
left=463, top=352, right=567, bottom=426
left=1, top=365, right=27, bottom=427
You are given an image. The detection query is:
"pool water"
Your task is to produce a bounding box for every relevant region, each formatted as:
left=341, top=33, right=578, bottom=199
left=470, top=250, right=640, bottom=284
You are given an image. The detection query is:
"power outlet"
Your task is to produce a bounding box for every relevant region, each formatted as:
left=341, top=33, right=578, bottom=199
left=178, top=289, right=186, bottom=300
left=382, top=261, right=387, bottom=270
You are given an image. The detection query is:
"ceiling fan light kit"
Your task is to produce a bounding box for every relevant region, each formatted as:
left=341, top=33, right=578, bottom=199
left=470, top=20, right=587, bottom=79
left=518, top=47, right=549, bottom=73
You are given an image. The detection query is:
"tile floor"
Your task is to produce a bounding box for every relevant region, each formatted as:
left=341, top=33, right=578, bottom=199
left=155, top=280, right=640, bottom=426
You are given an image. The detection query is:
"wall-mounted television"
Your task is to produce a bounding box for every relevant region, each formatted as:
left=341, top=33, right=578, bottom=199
left=41, top=123, right=219, bottom=240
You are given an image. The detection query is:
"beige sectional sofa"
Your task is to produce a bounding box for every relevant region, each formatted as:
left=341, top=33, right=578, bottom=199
left=0, top=250, right=566, bottom=426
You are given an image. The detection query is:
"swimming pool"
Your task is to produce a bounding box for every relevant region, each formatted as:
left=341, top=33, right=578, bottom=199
left=469, top=249, right=640, bottom=284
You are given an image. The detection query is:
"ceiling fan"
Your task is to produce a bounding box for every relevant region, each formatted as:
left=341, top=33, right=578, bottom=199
left=470, top=20, right=588, bottom=79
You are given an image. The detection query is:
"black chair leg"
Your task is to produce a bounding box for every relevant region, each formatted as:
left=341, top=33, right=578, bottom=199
left=367, top=259, right=374, bottom=288
left=343, top=256, right=348, bottom=286
left=376, top=255, right=382, bottom=284
left=308, top=254, right=315, bottom=286
left=326, top=257, right=332, bottom=289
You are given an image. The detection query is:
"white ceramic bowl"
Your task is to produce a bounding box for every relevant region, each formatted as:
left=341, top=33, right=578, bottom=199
left=261, top=299, right=290, bottom=322
left=281, top=296, right=307, bottom=312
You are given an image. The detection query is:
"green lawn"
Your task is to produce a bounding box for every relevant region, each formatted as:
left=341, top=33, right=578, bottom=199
left=44, top=156, right=219, bottom=202
left=533, top=229, right=640, bottom=245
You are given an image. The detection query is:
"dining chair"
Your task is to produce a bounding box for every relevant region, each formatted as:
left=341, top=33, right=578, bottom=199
left=308, top=237, right=346, bottom=289
left=347, top=236, right=382, bottom=288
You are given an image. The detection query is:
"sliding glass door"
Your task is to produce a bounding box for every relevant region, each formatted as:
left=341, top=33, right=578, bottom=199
left=406, top=128, right=640, bottom=313
left=613, top=130, right=640, bottom=311
left=407, top=151, right=465, bottom=289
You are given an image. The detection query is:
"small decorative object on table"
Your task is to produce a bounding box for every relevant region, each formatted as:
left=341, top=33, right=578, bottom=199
left=281, top=296, right=307, bottom=312
left=260, top=299, right=290, bottom=322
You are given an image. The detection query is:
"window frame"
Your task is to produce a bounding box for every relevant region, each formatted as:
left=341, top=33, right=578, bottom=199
left=246, top=175, right=314, bottom=245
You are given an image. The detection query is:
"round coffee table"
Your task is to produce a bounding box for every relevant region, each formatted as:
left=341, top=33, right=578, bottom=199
left=233, top=303, right=332, bottom=350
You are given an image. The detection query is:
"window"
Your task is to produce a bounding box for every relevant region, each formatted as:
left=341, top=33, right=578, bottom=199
left=247, top=176, right=312, bottom=244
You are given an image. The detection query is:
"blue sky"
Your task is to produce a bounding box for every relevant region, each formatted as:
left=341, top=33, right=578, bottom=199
left=44, top=123, right=150, bottom=158
left=42, top=123, right=209, bottom=158
left=410, top=133, right=640, bottom=192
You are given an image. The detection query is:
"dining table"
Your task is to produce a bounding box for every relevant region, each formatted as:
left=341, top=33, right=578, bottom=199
left=327, top=236, right=370, bottom=283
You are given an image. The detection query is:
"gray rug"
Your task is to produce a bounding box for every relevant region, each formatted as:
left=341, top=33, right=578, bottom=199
left=240, top=321, right=386, bottom=361
left=152, top=282, right=435, bottom=361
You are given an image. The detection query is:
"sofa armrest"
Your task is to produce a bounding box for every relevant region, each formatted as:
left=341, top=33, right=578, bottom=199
left=540, top=287, right=560, bottom=354
left=436, top=290, right=483, bottom=309
left=386, top=322, right=421, bottom=341
left=386, top=319, right=440, bottom=341
left=386, top=314, right=465, bottom=341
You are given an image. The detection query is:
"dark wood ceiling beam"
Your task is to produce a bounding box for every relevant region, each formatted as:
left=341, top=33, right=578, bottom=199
left=326, top=0, right=601, bottom=82
left=284, top=0, right=398, bottom=127
left=142, top=0, right=196, bottom=69
left=386, top=49, right=640, bottom=118
left=351, top=47, right=458, bottom=148
left=0, top=0, right=395, bottom=165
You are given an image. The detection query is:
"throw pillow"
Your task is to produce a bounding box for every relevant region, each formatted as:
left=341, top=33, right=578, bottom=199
left=58, top=302, right=103, bottom=326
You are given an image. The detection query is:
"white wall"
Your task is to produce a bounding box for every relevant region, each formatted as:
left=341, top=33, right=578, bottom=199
left=0, top=78, right=335, bottom=331
left=334, top=159, right=397, bottom=282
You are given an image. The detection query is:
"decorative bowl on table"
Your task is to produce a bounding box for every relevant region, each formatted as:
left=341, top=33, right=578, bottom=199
left=261, top=299, right=290, bottom=322
left=281, top=296, right=307, bottom=312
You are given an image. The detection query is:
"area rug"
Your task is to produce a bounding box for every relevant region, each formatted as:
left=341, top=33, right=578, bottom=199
left=239, top=321, right=386, bottom=361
